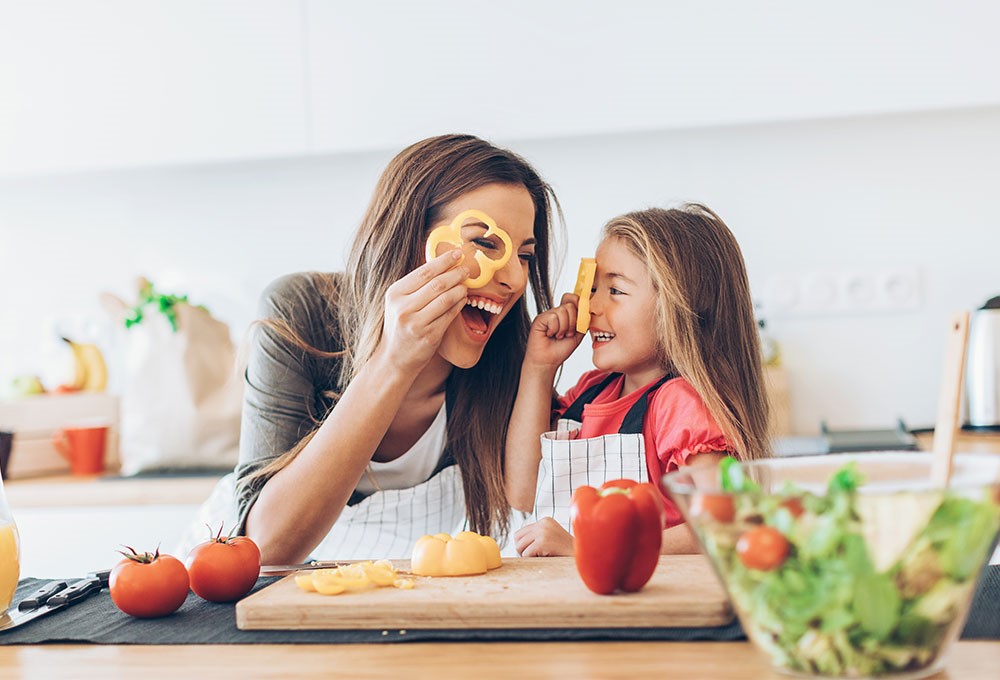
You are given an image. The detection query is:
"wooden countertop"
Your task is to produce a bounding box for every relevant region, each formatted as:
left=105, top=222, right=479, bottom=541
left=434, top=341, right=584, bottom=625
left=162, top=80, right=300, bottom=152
left=3, top=472, right=222, bottom=508
left=0, top=641, right=997, bottom=678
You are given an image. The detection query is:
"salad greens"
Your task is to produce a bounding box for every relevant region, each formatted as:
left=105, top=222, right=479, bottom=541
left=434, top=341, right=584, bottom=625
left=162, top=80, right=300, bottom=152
left=693, top=460, right=999, bottom=677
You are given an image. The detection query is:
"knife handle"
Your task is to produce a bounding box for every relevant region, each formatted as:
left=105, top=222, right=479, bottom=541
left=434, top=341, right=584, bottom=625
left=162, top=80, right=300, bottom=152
left=47, top=577, right=101, bottom=607
left=87, top=569, right=111, bottom=588
left=17, top=581, right=68, bottom=611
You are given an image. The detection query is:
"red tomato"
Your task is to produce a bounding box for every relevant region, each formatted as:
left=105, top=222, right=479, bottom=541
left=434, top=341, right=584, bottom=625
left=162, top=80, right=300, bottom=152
left=690, top=493, right=735, bottom=523
left=109, top=547, right=190, bottom=618
left=186, top=532, right=261, bottom=603
left=736, top=526, right=790, bottom=571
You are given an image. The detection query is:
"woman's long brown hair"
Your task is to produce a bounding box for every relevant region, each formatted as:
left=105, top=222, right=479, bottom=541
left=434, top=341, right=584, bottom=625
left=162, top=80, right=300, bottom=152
left=241, top=134, right=561, bottom=540
left=602, top=205, right=771, bottom=460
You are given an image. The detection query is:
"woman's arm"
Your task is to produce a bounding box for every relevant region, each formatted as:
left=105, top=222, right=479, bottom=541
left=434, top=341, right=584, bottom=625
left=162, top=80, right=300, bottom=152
left=245, top=252, right=469, bottom=564
left=504, top=293, right=583, bottom=512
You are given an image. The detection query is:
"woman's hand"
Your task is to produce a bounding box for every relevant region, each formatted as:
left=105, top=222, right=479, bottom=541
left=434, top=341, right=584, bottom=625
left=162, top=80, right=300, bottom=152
left=524, top=292, right=585, bottom=369
left=380, top=250, right=469, bottom=374
left=514, top=517, right=575, bottom=557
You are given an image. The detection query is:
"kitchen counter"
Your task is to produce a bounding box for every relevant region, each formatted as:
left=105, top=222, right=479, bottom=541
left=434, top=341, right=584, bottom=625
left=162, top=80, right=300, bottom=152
left=3, top=472, right=223, bottom=508
left=0, top=641, right=997, bottom=678
left=915, top=429, right=1000, bottom=456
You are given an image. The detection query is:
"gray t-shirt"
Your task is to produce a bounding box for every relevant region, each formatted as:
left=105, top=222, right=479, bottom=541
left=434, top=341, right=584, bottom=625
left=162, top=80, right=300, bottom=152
left=234, top=271, right=454, bottom=532
left=234, top=271, right=345, bottom=530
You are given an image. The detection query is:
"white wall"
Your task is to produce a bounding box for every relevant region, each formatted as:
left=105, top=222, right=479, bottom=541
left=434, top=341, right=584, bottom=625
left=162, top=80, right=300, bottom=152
left=2, top=106, right=998, bottom=434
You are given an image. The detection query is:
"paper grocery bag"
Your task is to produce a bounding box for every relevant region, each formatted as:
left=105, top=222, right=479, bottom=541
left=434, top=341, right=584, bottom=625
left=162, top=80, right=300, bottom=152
left=106, top=291, right=242, bottom=475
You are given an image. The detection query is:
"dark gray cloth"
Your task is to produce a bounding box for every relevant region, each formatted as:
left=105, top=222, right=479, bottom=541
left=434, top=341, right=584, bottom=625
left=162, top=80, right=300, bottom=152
left=2, top=565, right=997, bottom=645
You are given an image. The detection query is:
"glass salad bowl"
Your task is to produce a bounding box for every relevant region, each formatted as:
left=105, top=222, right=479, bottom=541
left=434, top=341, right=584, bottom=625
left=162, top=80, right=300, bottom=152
left=662, top=452, right=1000, bottom=679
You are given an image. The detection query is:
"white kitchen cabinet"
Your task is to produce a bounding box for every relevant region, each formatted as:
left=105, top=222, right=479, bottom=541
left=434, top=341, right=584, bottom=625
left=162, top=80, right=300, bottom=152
left=13, top=505, right=199, bottom=579
left=304, top=1, right=1000, bottom=154
left=5, top=474, right=220, bottom=579
left=0, top=0, right=307, bottom=176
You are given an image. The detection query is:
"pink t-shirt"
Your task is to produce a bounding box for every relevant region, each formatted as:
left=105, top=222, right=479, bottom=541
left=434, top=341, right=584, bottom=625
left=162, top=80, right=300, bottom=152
left=554, top=369, right=732, bottom=526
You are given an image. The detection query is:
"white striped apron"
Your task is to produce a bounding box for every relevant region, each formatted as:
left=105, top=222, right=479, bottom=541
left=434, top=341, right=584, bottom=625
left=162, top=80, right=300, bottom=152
left=531, top=373, right=670, bottom=532
left=175, top=464, right=465, bottom=560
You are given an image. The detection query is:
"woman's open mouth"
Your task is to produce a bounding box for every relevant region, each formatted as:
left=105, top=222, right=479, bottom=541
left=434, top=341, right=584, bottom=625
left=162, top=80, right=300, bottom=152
left=591, top=329, right=616, bottom=344
left=460, top=295, right=504, bottom=339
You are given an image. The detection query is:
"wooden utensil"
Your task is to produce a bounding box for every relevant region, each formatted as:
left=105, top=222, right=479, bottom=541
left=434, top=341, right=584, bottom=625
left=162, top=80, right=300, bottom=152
left=930, top=311, right=971, bottom=487
left=236, top=555, right=732, bottom=631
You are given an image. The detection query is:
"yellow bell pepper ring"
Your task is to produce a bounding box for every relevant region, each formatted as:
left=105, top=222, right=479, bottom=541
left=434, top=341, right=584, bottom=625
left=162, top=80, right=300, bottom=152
left=410, top=531, right=503, bottom=576
left=573, top=257, right=597, bottom=333
left=424, top=209, right=513, bottom=289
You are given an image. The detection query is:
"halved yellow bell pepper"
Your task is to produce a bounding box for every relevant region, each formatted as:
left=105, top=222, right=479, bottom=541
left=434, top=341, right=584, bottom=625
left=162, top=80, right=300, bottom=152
left=410, top=531, right=502, bottom=576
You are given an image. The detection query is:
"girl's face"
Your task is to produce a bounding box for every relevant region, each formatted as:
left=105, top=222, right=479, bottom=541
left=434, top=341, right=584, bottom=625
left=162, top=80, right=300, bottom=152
left=435, top=183, right=537, bottom=369
left=589, top=237, right=663, bottom=386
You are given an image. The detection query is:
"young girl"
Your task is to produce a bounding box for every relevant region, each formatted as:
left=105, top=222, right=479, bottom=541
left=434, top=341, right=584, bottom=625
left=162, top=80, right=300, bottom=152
left=505, top=204, right=770, bottom=556
left=234, top=134, right=561, bottom=564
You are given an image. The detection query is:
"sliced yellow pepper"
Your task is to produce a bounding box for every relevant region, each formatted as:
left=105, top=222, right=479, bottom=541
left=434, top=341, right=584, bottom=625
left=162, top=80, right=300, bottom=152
left=424, top=209, right=513, bottom=289
left=295, top=560, right=412, bottom=596
left=573, top=257, right=597, bottom=333
left=410, top=531, right=503, bottom=576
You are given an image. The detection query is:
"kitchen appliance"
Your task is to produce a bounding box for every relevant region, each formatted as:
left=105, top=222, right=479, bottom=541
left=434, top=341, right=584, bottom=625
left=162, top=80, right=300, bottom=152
left=966, top=296, right=1000, bottom=429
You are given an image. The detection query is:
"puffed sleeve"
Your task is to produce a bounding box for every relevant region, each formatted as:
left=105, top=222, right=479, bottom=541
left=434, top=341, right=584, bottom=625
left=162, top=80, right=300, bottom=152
left=234, top=272, right=342, bottom=532
left=647, top=378, right=732, bottom=472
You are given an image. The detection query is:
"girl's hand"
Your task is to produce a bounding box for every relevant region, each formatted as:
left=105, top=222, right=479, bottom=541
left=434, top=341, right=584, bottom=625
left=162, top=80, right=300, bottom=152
left=514, top=517, right=575, bottom=557
left=380, top=250, right=469, bottom=374
left=524, top=292, right=585, bottom=369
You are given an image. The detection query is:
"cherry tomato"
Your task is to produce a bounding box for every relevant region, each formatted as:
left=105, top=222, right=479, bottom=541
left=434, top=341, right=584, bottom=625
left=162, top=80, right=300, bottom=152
left=186, top=527, right=261, bottom=603
left=690, top=493, right=735, bottom=523
left=779, top=496, right=804, bottom=518
left=109, top=546, right=190, bottom=618
left=736, top=526, right=790, bottom=571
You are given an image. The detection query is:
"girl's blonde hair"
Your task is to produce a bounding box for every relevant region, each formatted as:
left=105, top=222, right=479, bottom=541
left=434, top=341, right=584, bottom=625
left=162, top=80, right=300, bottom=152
left=602, top=204, right=771, bottom=460
left=242, top=134, right=562, bottom=540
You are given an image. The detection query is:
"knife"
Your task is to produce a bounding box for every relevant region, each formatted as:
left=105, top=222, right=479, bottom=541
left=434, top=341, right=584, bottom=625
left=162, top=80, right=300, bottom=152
left=259, top=560, right=347, bottom=575
left=0, top=571, right=108, bottom=633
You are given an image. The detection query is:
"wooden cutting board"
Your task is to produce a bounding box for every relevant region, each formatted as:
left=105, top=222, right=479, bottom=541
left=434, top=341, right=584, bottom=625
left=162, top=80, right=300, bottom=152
left=236, top=555, right=733, bottom=630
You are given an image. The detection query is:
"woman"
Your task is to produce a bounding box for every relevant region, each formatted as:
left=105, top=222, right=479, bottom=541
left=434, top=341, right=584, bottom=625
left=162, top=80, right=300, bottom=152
left=236, top=134, right=561, bottom=564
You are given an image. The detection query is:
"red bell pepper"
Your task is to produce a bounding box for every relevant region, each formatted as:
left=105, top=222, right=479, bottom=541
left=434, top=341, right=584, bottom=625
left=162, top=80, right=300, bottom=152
left=570, top=479, right=666, bottom=595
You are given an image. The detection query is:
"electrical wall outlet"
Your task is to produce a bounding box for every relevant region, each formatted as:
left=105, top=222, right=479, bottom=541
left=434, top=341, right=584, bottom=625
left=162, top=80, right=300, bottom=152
left=758, top=267, right=921, bottom=318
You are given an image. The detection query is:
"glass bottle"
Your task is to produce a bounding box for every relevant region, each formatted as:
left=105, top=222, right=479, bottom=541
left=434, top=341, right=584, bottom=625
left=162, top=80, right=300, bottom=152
left=0, top=464, right=21, bottom=611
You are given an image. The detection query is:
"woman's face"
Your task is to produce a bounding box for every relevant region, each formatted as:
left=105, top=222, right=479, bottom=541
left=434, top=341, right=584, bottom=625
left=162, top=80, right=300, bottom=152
left=433, top=182, right=537, bottom=369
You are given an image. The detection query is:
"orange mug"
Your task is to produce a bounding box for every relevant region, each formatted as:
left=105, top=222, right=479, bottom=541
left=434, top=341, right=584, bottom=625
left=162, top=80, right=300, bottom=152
left=52, top=422, right=109, bottom=475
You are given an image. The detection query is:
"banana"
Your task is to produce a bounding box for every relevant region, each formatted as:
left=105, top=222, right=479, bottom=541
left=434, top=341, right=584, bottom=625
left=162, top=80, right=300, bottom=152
left=62, top=337, right=87, bottom=390
left=61, top=337, right=108, bottom=392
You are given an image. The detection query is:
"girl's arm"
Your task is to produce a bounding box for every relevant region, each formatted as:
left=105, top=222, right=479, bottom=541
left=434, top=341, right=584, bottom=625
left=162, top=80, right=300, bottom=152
left=504, top=293, right=584, bottom=512
left=660, top=451, right=730, bottom=554
left=505, top=360, right=559, bottom=512
left=246, top=252, right=469, bottom=564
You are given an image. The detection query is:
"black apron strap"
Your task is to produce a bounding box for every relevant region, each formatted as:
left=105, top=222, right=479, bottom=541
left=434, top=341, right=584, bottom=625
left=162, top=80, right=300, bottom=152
left=618, top=374, right=675, bottom=434
left=561, top=373, right=621, bottom=422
